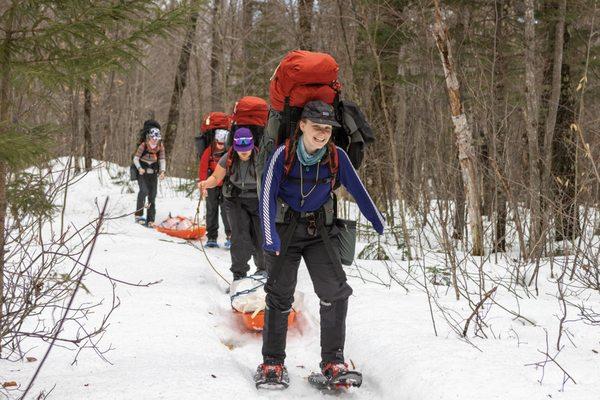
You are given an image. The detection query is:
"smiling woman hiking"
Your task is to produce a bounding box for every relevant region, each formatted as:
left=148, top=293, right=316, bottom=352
left=254, top=100, right=385, bottom=390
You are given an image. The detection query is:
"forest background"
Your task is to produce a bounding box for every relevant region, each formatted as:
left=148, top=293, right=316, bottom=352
left=1, top=1, right=600, bottom=396
left=6, top=0, right=598, bottom=258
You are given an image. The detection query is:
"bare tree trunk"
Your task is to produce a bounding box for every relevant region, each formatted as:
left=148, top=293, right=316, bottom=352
left=336, top=0, right=356, bottom=97
left=69, top=88, right=81, bottom=170
left=393, top=46, right=413, bottom=260
left=241, top=0, right=254, bottom=95
left=100, top=72, right=116, bottom=160
left=163, top=7, right=200, bottom=162
left=432, top=0, right=484, bottom=256
left=298, top=0, right=314, bottom=50
left=523, top=0, right=543, bottom=258
left=360, top=5, right=413, bottom=259
left=83, top=85, right=92, bottom=171
left=492, top=0, right=508, bottom=252
left=540, top=0, right=567, bottom=245
left=0, top=4, right=15, bottom=343
left=210, top=0, right=223, bottom=110
left=452, top=160, right=466, bottom=240
left=553, top=24, right=579, bottom=241
left=479, top=127, right=493, bottom=218
left=542, top=0, right=567, bottom=175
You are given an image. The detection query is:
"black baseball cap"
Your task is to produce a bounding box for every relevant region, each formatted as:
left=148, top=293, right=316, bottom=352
left=300, top=100, right=341, bottom=127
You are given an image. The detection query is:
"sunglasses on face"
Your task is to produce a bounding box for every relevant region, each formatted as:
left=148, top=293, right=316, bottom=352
left=234, top=136, right=253, bottom=146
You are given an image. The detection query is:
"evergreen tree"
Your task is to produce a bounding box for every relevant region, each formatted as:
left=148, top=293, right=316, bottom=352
left=0, top=0, right=186, bottom=347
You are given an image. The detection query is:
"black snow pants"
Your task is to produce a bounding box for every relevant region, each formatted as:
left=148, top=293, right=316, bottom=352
left=135, top=172, right=158, bottom=223
left=223, top=196, right=265, bottom=279
left=262, top=211, right=352, bottom=365
left=205, top=186, right=231, bottom=241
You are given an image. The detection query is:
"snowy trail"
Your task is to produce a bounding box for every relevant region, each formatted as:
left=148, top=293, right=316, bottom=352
left=3, top=166, right=599, bottom=400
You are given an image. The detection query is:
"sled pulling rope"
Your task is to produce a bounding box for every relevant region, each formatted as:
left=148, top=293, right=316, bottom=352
left=189, top=195, right=231, bottom=286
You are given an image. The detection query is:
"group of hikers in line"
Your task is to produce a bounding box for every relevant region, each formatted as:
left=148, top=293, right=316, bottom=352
left=131, top=50, right=385, bottom=390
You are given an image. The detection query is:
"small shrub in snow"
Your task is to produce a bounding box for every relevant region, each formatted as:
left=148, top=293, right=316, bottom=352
left=426, top=265, right=451, bottom=286
left=358, top=241, right=389, bottom=261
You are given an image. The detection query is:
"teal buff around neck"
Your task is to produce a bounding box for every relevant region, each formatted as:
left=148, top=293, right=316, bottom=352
left=296, top=135, right=327, bottom=166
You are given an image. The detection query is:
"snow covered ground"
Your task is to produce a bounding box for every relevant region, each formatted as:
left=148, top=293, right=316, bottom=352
left=2, top=161, right=599, bottom=399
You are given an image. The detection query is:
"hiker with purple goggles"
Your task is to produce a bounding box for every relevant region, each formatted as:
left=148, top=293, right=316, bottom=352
left=199, top=127, right=265, bottom=282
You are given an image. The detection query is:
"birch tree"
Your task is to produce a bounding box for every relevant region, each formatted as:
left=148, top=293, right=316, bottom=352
left=432, top=0, right=484, bottom=256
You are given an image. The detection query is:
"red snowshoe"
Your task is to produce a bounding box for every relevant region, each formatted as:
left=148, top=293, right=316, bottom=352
left=308, top=362, right=362, bottom=391
left=254, top=363, right=289, bottom=390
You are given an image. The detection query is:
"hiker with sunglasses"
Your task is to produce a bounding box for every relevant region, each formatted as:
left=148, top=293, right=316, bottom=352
left=199, top=128, right=266, bottom=281
left=254, top=100, right=385, bottom=389
left=133, top=121, right=166, bottom=227
left=197, top=129, right=232, bottom=248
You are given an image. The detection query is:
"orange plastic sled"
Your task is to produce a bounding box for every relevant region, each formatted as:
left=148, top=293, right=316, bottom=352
left=238, top=310, right=297, bottom=332
left=155, top=218, right=206, bottom=240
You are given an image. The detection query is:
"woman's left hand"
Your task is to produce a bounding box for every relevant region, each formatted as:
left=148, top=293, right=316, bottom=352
left=159, top=171, right=165, bottom=180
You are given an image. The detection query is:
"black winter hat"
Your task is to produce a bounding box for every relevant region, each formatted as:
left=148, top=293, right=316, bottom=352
left=300, top=101, right=341, bottom=127
left=143, top=119, right=161, bottom=130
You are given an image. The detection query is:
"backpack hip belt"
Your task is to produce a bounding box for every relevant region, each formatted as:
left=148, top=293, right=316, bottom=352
left=274, top=196, right=335, bottom=226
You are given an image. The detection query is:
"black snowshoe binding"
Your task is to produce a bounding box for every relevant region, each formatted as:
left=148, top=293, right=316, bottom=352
left=254, top=363, right=289, bottom=390
left=308, top=362, right=362, bottom=391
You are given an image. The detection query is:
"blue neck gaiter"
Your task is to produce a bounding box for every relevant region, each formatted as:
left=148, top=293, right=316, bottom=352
left=296, top=135, right=327, bottom=166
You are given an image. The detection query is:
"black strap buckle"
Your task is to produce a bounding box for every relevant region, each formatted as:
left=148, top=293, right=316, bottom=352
left=306, top=213, right=317, bottom=237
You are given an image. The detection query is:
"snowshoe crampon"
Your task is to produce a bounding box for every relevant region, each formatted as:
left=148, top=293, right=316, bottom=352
left=308, top=367, right=362, bottom=391
left=254, top=363, right=289, bottom=390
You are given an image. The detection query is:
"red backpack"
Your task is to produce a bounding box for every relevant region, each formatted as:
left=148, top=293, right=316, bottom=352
left=232, top=96, right=268, bottom=126
left=267, top=51, right=342, bottom=185
left=196, top=112, right=232, bottom=162
left=269, top=50, right=341, bottom=112
left=200, top=112, right=232, bottom=133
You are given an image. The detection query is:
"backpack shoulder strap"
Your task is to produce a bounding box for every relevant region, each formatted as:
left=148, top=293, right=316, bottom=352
left=225, top=147, right=235, bottom=176
left=136, top=142, right=149, bottom=158
left=328, top=143, right=339, bottom=189
left=283, top=138, right=295, bottom=177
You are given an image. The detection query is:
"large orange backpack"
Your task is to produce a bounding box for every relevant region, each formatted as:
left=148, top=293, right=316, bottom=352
left=269, top=50, right=341, bottom=112
left=228, top=96, right=269, bottom=149
left=257, top=50, right=373, bottom=190
left=232, top=96, right=268, bottom=126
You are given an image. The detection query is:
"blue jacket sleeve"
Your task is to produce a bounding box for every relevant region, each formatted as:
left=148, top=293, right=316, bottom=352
left=337, top=148, right=386, bottom=234
left=259, top=146, right=286, bottom=253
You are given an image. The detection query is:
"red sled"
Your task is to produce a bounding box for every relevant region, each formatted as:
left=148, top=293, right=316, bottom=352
left=200, top=111, right=232, bottom=133
left=269, top=50, right=341, bottom=112
left=232, top=96, right=269, bottom=127
left=238, top=310, right=297, bottom=332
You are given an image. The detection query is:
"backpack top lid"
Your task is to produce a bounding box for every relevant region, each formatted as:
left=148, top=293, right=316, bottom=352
left=200, top=112, right=232, bottom=133
left=269, top=50, right=341, bottom=112
left=232, top=96, right=269, bottom=127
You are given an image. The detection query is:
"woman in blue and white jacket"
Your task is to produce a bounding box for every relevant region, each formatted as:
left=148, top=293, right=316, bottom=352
left=255, top=100, right=385, bottom=389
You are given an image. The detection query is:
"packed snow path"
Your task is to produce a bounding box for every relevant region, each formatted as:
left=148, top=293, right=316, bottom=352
left=3, top=165, right=599, bottom=399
